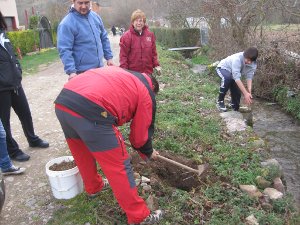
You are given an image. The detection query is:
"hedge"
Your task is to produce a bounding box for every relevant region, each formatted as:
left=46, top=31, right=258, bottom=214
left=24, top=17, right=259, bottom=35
left=7, top=30, right=40, bottom=55
left=151, top=27, right=200, bottom=48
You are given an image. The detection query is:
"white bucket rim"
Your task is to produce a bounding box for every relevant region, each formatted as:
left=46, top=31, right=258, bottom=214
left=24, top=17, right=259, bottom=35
left=45, top=156, right=78, bottom=177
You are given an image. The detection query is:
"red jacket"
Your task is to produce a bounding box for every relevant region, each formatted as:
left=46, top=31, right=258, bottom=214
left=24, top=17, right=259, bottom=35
left=119, top=25, right=159, bottom=74
left=55, top=66, right=156, bottom=157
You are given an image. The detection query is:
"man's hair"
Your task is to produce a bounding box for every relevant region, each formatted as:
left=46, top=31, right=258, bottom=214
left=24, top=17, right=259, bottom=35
left=131, top=9, right=146, bottom=23
left=149, top=74, right=159, bottom=94
left=0, top=11, right=7, bottom=30
left=243, top=47, right=258, bottom=62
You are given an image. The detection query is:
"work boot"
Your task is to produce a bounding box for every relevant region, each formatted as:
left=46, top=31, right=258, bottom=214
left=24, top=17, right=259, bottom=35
left=217, top=100, right=227, bottom=112
left=87, top=178, right=110, bottom=198
left=140, top=210, right=164, bottom=224
left=129, top=210, right=164, bottom=225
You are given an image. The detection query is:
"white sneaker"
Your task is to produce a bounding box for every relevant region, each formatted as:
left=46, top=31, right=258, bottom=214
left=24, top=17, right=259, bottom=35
left=1, top=165, right=26, bottom=176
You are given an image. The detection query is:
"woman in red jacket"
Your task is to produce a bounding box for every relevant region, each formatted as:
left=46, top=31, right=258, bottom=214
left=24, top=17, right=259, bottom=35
left=119, top=9, right=161, bottom=75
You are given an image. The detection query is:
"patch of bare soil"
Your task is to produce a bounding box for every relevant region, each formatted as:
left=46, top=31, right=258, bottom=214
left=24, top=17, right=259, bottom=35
left=130, top=152, right=208, bottom=192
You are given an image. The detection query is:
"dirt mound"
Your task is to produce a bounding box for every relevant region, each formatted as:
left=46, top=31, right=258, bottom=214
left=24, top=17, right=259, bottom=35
left=130, top=152, right=208, bottom=191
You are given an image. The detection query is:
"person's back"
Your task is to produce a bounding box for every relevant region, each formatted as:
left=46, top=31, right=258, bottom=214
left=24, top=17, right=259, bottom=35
left=54, top=66, right=163, bottom=224
left=61, top=66, right=152, bottom=124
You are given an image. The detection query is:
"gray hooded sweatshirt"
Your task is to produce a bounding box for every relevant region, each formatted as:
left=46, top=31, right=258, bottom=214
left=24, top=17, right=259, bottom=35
left=217, top=52, right=257, bottom=81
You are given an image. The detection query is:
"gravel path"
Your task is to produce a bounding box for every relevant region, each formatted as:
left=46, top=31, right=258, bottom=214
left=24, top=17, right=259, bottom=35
left=0, top=34, right=120, bottom=225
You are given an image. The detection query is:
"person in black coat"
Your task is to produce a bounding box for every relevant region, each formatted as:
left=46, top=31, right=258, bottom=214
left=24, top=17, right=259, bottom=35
left=0, top=11, right=49, bottom=162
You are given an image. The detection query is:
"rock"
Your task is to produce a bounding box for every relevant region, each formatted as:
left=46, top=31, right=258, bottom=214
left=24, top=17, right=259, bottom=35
left=146, top=195, right=159, bottom=211
left=142, top=185, right=152, bottom=192
left=239, top=185, right=258, bottom=197
left=273, top=177, right=285, bottom=193
left=150, top=177, right=159, bottom=187
left=245, top=214, right=259, bottom=225
left=263, top=188, right=283, bottom=200
left=141, top=176, right=150, bottom=183
left=134, top=172, right=141, bottom=179
left=251, top=139, right=265, bottom=148
left=135, top=179, right=141, bottom=186
left=256, top=176, right=272, bottom=189
left=220, top=111, right=247, bottom=132
left=261, top=159, right=283, bottom=178
left=252, top=191, right=263, bottom=198
left=261, top=159, right=281, bottom=169
left=38, top=183, right=47, bottom=188
left=239, top=106, right=252, bottom=113
left=26, top=198, right=37, bottom=207
left=261, top=202, right=273, bottom=211
left=220, top=111, right=243, bottom=120
left=5, top=177, right=14, bottom=182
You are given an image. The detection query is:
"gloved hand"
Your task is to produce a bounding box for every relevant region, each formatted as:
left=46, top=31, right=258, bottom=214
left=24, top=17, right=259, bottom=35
left=138, top=149, right=159, bottom=162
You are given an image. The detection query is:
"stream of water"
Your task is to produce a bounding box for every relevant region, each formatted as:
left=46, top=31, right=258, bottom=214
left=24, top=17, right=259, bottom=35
left=252, top=100, right=300, bottom=208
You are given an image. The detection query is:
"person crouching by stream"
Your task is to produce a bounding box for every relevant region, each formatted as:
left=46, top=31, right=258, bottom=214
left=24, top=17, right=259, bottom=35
left=54, top=66, right=163, bottom=224
left=216, top=47, right=258, bottom=112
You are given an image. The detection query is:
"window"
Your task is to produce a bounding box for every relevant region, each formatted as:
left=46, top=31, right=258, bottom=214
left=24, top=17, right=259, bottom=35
left=4, top=17, right=16, bottom=31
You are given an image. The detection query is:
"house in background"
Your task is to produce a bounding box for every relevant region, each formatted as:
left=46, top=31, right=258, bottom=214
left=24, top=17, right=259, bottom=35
left=0, top=0, right=19, bottom=31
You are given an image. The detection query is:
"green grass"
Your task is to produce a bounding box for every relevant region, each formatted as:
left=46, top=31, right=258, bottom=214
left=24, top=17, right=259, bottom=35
left=46, top=45, right=299, bottom=225
left=191, top=54, right=212, bottom=65
left=273, top=87, right=300, bottom=120
left=20, top=48, right=59, bottom=75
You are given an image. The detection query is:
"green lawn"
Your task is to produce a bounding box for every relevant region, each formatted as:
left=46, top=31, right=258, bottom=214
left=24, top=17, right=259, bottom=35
left=46, top=45, right=300, bottom=225
left=20, top=48, right=59, bottom=75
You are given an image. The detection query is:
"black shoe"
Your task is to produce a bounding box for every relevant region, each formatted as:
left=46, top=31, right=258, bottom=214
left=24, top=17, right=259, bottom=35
left=29, top=139, right=49, bottom=148
left=10, top=151, right=30, bottom=162
left=217, top=101, right=227, bottom=112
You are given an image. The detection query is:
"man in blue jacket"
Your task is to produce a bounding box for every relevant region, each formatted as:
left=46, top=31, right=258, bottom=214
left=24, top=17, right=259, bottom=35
left=57, top=0, right=114, bottom=80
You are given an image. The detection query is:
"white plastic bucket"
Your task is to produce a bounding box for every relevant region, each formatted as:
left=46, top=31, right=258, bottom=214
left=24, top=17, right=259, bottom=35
left=45, top=156, right=83, bottom=199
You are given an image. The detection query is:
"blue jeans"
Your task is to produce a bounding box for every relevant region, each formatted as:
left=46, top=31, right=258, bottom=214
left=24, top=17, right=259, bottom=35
left=0, top=119, right=12, bottom=170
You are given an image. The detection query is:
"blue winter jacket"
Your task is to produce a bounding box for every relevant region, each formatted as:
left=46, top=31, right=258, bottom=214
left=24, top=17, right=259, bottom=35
left=57, top=8, right=113, bottom=74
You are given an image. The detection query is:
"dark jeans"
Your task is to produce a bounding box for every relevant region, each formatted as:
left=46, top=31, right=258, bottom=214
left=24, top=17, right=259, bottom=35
left=0, top=87, right=40, bottom=157
left=216, top=68, right=241, bottom=110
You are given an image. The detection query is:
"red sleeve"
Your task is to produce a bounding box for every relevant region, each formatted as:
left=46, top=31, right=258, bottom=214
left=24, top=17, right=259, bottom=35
left=129, top=90, right=155, bottom=159
left=119, top=32, right=131, bottom=69
left=152, top=33, right=160, bottom=67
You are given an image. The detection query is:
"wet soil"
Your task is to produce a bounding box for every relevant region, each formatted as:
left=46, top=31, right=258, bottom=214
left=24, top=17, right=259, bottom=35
left=49, top=161, right=76, bottom=171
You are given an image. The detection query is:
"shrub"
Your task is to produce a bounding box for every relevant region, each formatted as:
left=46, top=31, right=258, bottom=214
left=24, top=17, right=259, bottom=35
left=151, top=27, right=200, bottom=48
left=7, top=30, right=39, bottom=55
left=29, top=15, right=39, bottom=29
